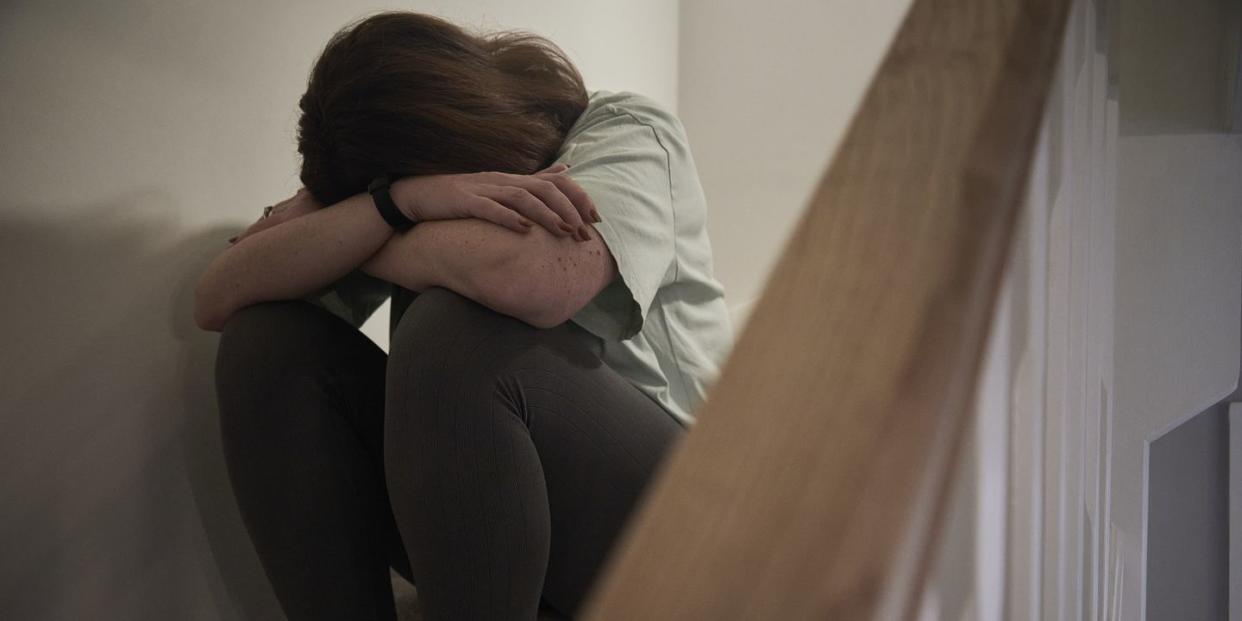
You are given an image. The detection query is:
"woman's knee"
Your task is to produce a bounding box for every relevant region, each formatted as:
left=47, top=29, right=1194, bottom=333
left=388, top=287, right=599, bottom=391
left=215, top=300, right=348, bottom=401
left=392, top=287, right=511, bottom=340
left=389, top=288, right=518, bottom=373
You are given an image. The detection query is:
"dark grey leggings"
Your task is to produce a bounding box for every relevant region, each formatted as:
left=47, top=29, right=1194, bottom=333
left=214, top=287, right=685, bottom=621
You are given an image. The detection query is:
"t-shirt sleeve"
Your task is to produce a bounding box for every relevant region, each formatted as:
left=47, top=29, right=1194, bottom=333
left=564, top=110, right=676, bottom=342
left=303, top=268, right=391, bottom=330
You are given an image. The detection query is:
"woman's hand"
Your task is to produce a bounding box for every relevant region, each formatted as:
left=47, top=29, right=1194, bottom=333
left=229, top=188, right=324, bottom=245
left=391, top=163, right=600, bottom=242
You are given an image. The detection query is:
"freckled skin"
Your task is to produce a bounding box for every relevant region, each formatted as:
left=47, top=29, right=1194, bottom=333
left=365, top=218, right=617, bottom=326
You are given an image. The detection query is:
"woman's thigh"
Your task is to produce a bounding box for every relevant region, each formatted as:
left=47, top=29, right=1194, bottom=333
left=214, top=300, right=415, bottom=585
left=385, top=287, right=686, bottom=615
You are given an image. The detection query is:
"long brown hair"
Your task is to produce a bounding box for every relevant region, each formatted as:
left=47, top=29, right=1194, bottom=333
left=296, top=11, right=589, bottom=205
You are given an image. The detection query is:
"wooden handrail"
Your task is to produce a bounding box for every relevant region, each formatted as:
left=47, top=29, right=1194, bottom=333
left=579, top=0, right=1072, bottom=619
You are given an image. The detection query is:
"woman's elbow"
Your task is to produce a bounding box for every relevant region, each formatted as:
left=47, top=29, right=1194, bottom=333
left=193, top=278, right=229, bottom=332
left=194, top=308, right=225, bottom=333
left=193, top=300, right=225, bottom=333
left=521, top=302, right=576, bottom=329
left=472, top=271, right=578, bottom=329
left=514, top=280, right=596, bottom=329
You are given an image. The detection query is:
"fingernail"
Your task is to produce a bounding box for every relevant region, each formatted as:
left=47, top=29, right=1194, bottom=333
left=578, top=225, right=591, bottom=241
left=519, top=218, right=533, bottom=227
left=227, top=236, right=237, bottom=244
left=558, top=222, right=575, bottom=235
left=590, top=209, right=601, bottom=223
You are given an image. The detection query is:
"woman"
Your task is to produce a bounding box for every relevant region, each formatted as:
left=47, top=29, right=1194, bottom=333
left=195, top=11, right=732, bottom=621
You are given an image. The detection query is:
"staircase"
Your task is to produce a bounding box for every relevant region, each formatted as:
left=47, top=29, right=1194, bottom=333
left=570, top=0, right=1074, bottom=619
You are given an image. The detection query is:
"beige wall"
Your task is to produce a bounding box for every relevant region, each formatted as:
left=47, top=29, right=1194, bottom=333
left=0, top=2, right=676, bottom=619
left=677, top=0, right=912, bottom=328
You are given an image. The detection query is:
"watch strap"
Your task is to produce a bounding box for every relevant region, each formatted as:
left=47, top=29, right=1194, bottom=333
left=368, top=175, right=417, bottom=232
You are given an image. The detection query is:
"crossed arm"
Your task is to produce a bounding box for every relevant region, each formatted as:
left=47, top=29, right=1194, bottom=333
left=193, top=191, right=617, bottom=332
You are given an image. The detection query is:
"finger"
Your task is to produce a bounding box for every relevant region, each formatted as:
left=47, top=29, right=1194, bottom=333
left=230, top=225, right=258, bottom=245
left=273, top=193, right=298, bottom=210
left=535, top=171, right=599, bottom=224
left=234, top=206, right=284, bottom=242
left=503, top=174, right=588, bottom=239
left=468, top=196, right=535, bottom=234
left=537, top=162, right=569, bottom=174
left=477, top=185, right=573, bottom=237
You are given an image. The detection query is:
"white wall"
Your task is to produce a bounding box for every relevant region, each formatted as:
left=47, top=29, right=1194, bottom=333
left=677, top=0, right=913, bottom=328
left=0, top=2, right=677, bottom=619
left=1113, top=132, right=1242, bottom=618
left=995, top=1, right=1242, bottom=618
left=1110, top=2, right=1242, bottom=617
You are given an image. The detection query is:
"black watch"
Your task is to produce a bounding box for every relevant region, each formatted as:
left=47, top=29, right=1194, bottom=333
left=368, top=175, right=418, bottom=232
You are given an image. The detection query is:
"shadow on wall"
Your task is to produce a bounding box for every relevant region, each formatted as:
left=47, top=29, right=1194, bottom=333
left=0, top=196, right=280, bottom=620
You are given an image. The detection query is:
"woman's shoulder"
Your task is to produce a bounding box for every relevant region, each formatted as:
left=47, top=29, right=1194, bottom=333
left=586, top=90, right=672, bottom=119
left=572, top=89, right=686, bottom=143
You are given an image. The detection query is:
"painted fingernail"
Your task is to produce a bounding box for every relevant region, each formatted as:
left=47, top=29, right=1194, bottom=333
left=578, top=225, right=591, bottom=241
left=590, top=209, right=601, bottom=223
left=558, top=222, right=575, bottom=235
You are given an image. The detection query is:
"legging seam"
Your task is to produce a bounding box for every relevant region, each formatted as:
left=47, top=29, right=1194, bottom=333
left=392, top=300, right=490, bottom=613
left=488, top=393, right=524, bottom=612
left=429, top=310, right=515, bottom=615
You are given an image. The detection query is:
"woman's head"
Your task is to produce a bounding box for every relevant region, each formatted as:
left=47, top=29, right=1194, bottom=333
left=297, top=11, right=588, bottom=205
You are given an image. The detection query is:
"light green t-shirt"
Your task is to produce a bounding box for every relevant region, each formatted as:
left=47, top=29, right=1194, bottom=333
left=307, top=89, right=733, bottom=428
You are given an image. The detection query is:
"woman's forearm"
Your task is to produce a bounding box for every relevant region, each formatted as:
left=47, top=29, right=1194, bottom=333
left=358, top=219, right=487, bottom=300
left=194, top=193, right=394, bottom=331
left=359, top=218, right=614, bottom=328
